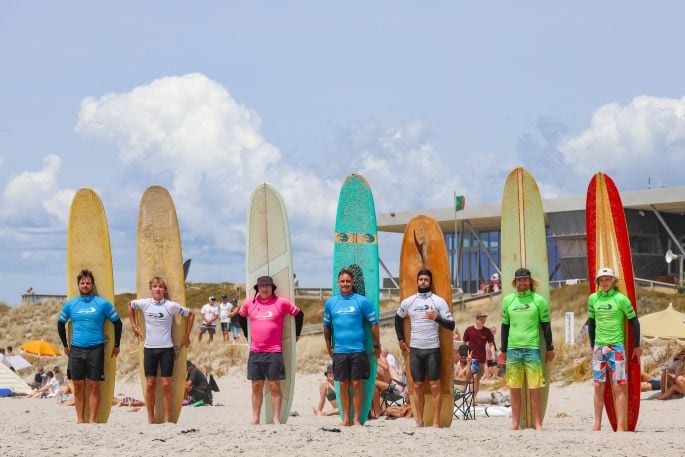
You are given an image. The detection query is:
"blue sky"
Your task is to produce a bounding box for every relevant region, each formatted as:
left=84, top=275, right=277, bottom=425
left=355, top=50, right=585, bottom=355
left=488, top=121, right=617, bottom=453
left=1, top=1, right=685, bottom=304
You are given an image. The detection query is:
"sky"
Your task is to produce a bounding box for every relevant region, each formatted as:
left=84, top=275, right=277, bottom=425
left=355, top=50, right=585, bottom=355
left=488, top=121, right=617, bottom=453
left=2, top=1, right=685, bottom=305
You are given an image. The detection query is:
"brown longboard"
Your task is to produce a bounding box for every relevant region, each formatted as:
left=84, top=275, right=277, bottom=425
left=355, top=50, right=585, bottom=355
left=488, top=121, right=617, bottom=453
left=400, top=215, right=453, bottom=427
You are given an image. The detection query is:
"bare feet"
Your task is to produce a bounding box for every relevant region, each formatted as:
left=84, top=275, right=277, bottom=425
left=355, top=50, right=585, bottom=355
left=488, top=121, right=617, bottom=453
left=592, top=424, right=601, bottom=431
left=250, top=418, right=260, bottom=425
left=340, top=420, right=351, bottom=427
left=535, top=424, right=543, bottom=431
left=416, top=420, right=424, bottom=427
left=432, top=422, right=440, bottom=428
left=312, top=407, right=321, bottom=416
left=510, top=423, right=520, bottom=430
left=352, top=420, right=362, bottom=426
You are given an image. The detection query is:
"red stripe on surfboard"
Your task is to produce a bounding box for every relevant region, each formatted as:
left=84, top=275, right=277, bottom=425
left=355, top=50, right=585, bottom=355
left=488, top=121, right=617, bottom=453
left=586, top=176, right=598, bottom=294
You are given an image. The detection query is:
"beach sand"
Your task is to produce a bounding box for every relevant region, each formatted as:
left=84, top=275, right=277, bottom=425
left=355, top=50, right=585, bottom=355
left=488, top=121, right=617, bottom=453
left=2, top=370, right=682, bottom=457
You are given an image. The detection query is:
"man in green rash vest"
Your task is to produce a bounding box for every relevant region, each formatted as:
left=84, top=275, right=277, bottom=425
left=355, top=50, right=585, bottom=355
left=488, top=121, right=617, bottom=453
left=588, top=267, right=642, bottom=432
left=501, top=268, right=555, bottom=431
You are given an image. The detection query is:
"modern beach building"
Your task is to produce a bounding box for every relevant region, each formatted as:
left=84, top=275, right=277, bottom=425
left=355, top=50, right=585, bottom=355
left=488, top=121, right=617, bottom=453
left=377, top=186, right=685, bottom=294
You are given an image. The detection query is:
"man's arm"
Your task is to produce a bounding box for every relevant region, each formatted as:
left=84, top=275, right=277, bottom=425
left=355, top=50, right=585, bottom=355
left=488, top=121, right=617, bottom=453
left=371, top=323, right=381, bottom=356
left=588, top=318, right=596, bottom=348
left=57, top=321, right=68, bottom=354
left=294, top=310, right=304, bottom=340
left=112, top=320, right=122, bottom=357
left=128, top=302, right=142, bottom=338
left=323, top=324, right=333, bottom=358
left=183, top=311, right=195, bottom=347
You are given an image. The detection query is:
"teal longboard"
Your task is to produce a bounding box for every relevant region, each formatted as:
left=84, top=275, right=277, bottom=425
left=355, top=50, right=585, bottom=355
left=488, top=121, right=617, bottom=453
left=246, top=183, right=297, bottom=424
left=331, top=173, right=379, bottom=425
left=500, top=167, right=551, bottom=429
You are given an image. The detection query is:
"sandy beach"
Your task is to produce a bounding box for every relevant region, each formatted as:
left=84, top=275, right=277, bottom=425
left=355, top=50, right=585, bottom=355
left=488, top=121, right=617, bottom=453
left=1, top=368, right=682, bottom=457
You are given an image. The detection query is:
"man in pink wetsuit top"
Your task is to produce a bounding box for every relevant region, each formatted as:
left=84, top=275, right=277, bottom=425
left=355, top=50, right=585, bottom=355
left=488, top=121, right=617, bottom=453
left=239, top=275, right=304, bottom=424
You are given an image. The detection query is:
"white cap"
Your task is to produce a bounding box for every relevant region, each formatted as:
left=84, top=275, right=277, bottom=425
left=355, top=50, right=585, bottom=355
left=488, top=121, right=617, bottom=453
left=595, top=267, right=616, bottom=280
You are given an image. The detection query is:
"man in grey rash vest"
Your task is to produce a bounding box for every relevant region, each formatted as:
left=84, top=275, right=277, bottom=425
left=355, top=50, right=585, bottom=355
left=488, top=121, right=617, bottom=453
left=394, top=268, right=455, bottom=427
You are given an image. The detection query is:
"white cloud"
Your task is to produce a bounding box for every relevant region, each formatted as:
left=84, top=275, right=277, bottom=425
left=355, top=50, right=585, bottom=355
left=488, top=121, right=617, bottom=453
left=0, top=154, right=74, bottom=227
left=73, top=73, right=471, bottom=286
left=558, top=96, right=685, bottom=187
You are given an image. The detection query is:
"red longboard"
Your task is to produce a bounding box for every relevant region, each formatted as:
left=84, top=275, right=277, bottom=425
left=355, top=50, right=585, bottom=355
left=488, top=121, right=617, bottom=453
left=586, top=172, right=640, bottom=431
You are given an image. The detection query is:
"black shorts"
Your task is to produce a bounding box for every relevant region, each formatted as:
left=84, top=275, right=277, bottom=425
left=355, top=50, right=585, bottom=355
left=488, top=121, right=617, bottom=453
left=247, top=352, right=285, bottom=381
left=409, top=347, right=441, bottom=382
left=144, top=347, right=175, bottom=377
left=200, top=324, right=216, bottom=334
left=221, top=322, right=229, bottom=332
left=69, top=345, right=105, bottom=382
left=332, top=352, right=370, bottom=382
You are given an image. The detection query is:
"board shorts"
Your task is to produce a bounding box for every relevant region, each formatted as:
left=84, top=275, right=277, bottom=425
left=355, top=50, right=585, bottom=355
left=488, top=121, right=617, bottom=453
left=506, top=348, right=545, bottom=389
left=200, top=323, right=216, bottom=334
left=221, top=322, right=229, bottom=332
left=68, top=345, right=105, bottom=382
left=143, top=347, right=175, bottom=377
left=409, top=347, right=441, bottom=382
left=230, top=324, right=241, bottom=338
left=592, top=344, right=627, bottom=385
left=332, top=352, right=370, bottom=382
left=247, top=352, right=285, bottom=381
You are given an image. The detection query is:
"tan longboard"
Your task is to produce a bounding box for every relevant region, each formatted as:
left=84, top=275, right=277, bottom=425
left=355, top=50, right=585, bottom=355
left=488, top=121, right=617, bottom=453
left=66, top=188, right=116, bottom=423
left=246, top=183, right=296, bottom=424
left=400, top=215, right=454, bottom=427
left=136, top=185, right=188, bottom=423
left=500, top=167, right=551, bottom=428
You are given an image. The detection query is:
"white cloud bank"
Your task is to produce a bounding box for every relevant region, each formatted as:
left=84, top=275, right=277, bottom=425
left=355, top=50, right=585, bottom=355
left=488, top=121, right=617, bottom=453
left=558, top=95, right=685, bottom=188
left=0, top=154, right=74, bottom=227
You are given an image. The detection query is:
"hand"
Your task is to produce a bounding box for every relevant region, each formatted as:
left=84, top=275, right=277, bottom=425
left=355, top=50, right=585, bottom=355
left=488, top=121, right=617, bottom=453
left=633, top=347, right=643, bottom=359
left=399, top=340, right=409, bottom=353
left=111, top=347, right=120, bottom=358
left=546, top=349, right=555, bottom=362
left=327, top=347, right=333, bottom=358
left=372, top=346, right=381, bottom=356
left=64, top=346, right=70, bottom=356
left=183, top=335, right=191, bottom=348
left=501, top=352, right=506, bottom=363
left=296, top=336, right=300, bottom=343
left=424, top=309, right=437, bottom=321
left=132, top=325, right=142, bottom=338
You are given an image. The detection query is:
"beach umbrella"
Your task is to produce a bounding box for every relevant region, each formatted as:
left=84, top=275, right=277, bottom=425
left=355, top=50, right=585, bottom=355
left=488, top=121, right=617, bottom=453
left=7, top=354, right=32, bottom=371
left=640, top=303, right=685, bottom=342
left=19, top=340, right=62, bottom=357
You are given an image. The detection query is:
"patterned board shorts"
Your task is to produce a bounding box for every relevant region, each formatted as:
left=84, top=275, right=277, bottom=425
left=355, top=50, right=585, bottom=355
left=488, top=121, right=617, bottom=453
left=506, top=348, right=545, bottom=389
left=592, top=344, right=627, bottom=385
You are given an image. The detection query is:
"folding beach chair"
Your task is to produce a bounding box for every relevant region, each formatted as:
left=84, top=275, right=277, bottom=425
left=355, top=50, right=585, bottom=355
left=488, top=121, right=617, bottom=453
left=453, top=379, right=475, bottom=420
left=379, top=378, right=406, bottom=416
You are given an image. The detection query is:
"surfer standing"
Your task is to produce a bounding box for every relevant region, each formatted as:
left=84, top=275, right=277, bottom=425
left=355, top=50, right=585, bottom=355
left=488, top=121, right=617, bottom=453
left=57, top=269, right=123, bottom=423
left=394, top=268, right=455, bottom=428
left=500, top=268, right=555, bottom=431
left=128, top=276, right=195, bottom=423
left=588, top=267, right=642, bottom=432
left=239, top=275, right=304, bottom=425
left=323, top=268, right=380, bottom=426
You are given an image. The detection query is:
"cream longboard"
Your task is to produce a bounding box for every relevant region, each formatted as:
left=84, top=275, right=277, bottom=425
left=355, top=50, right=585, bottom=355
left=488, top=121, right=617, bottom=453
left=136, top=185, right=188, bottom=423
left=66, top=188, right=116, bottom=423
left=400, top=215, right=454, bottom=428
left=246, top=183, right=297, bottom=424
left=500, top=167, right=551, bottom=428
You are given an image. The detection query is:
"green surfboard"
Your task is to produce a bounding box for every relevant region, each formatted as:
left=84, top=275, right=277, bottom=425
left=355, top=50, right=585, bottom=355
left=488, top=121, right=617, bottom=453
left=331, top=173, right=379, bottom=425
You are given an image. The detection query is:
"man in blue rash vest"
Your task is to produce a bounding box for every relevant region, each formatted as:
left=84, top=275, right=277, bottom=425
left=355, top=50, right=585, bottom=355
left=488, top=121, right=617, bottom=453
left=394, top=268, right=455, bottom=427
left=323, top=268, right=381, bottom=426
left=57, top=269, right=123, bottom=423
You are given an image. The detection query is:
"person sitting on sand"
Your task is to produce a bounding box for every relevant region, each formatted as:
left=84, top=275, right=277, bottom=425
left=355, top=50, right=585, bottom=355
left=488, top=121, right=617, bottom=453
left=372, top=349, right=405, bottom=417
left=313, top=364, right=339, bottom=417
left=657, top=348, right=685, bottom=400
left=57, top=382, right=75, bottom=406
left=28, top=371, right=60, bottom=398
left=454, top=345, right=475, bottom=393
left=113, top=396, right=145, bottom=407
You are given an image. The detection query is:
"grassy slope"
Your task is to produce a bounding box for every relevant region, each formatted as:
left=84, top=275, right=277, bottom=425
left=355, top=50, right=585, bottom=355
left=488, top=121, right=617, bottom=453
left=2, top=284, right=683, bottom=384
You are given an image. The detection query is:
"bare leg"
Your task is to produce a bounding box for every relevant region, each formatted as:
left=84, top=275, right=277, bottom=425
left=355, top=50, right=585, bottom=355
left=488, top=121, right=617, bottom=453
left=530, top=388, right=543, bottom=431
left=351, top=380, right=363, bottom=425
left=72, top=380, right=86, bottom=424
left=429, top=380, right=441, bottom=428
left=198, top=331, right=203, bottom=342
left=593, top=382, right=605, bottom=431
left=339, top=381, right=351, bottom=426
left=509, top=387, right=521, bottom=430
left=414, top=381, right=425, bottom=427
left=250, top=380, right=264, bottom=424
left=145, top=377, right=157, bottom=423
left=612, top=383, right=628, bottom=431
left=86, top=380, right=100, bottom=423
left=269, top=380, right=282, bottom=424
left=473, top=370, right=482, bottom=400
left=160, top=377, right=172, bottom=422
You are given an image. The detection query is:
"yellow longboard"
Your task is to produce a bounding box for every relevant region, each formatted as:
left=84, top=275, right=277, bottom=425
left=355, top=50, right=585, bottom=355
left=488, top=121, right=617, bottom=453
left=136, top=185, right=188, bottom=423
left=500, top=167, right=551, bottom=428
left=400, top=215, right=454, bottom=427
left=66, top=188, right=116, bottom=423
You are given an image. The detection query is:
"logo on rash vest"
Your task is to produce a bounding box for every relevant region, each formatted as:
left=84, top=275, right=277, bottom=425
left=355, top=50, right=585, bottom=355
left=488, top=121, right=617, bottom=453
left=255, top=311, right=274, bottom=320
left=76, top=307, right=97, bottom=314
left=511, top=303, right=531, bottom=312
left=336, top=306, right=357, bottom=315
left=146, top=312, right=165, bottom=320
left=414, top=304, right=430, bottom=312
left=598, top=303, right=613, bottom=311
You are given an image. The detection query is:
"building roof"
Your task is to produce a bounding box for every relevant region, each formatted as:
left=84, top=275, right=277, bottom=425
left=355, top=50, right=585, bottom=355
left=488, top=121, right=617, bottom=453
left=377, top=186, right=685, bottom=234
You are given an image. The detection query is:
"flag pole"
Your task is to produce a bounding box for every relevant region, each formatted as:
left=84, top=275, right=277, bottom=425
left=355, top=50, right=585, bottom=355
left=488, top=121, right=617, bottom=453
left=453, top=191, right=459, bottom=289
